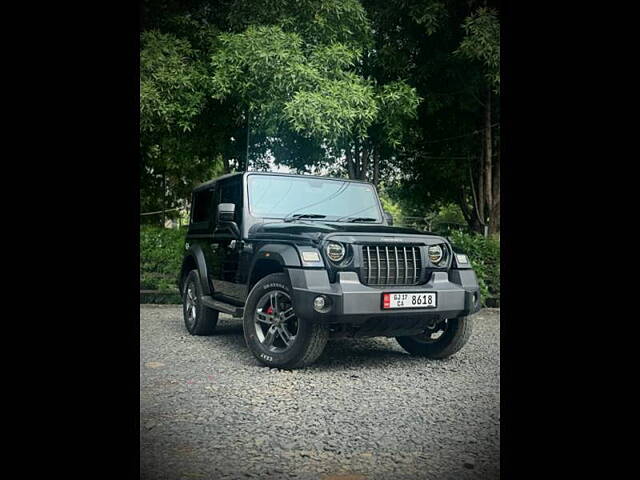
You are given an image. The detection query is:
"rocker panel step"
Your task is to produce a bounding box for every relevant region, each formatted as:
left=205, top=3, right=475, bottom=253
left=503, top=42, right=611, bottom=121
left=201, top=296, right=244, bottom=317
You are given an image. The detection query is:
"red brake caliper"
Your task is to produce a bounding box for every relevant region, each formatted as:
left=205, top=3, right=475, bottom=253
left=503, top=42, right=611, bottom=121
left=266, top=306, right=273, bottom=315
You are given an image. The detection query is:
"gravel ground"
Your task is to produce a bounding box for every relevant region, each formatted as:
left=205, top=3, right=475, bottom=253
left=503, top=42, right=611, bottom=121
left=140, top=306, right=500, bottom=480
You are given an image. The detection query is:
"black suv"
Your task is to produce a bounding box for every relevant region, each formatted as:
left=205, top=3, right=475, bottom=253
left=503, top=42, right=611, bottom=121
left=179, top=172, right=481, bottom=368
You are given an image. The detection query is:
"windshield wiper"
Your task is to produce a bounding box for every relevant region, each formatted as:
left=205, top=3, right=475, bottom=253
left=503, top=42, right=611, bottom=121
left=283, top=213, right=327, bottom=223
left=340, top=217, right=378, bottom=223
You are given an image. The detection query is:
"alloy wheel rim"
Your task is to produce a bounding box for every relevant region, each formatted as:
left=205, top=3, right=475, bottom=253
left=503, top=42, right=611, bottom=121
left=185, top=281, right=197, bottom=327
left=254, top=290, right=298, bottom=353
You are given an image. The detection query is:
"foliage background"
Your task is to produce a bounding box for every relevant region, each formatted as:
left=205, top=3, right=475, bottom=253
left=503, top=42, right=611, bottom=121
left=449, top=230, right=500, bottom=305
left=139, top=0, right=501, bottom=305
left=140, top=0, right=500, bottom=233
left=140, top=226, right=187, bottom=291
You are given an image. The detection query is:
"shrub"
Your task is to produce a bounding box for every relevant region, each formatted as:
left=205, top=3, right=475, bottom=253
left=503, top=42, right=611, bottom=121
left=140, top=225, right=187, bottom=291
left=448, top=230, right=500, bottom=306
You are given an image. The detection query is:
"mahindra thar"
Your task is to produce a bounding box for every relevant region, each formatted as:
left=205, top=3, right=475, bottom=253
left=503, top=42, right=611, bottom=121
left=179, top=172, right=481, bottom=369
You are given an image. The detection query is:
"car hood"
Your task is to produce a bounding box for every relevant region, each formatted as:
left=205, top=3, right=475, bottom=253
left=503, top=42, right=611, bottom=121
left=248, top=220, right=443, bottom=244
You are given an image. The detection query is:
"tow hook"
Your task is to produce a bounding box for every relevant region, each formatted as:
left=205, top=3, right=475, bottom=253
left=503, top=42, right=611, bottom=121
left=426, top=318, right=439, bottom=330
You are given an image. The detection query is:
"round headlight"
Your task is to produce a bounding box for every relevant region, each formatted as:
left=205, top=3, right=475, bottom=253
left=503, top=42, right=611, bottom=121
left=326, top=242, right=346, bottom=262
left=428, top=245, right=444, bottom=264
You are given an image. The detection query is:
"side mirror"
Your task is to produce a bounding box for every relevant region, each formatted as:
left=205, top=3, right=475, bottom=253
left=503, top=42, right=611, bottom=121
left=216, top=203, right=240, bottom=239
left=384, top=210, right=394, bottom=226
left=217, top=203, right=235, bottom=222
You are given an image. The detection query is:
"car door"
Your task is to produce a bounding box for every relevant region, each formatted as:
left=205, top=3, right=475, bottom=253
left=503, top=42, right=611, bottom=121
left=187, top=187, right=216, bottom=291
left=211, top=177, right=244, bottom=303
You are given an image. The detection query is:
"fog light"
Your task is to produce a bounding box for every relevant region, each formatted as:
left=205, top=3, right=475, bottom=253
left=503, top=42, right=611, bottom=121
left=313, top=295, right=328, bottom=312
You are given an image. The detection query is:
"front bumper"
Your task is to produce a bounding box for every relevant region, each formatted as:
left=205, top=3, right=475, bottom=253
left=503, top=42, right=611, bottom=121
left=288, top=268, right=481, bottom=325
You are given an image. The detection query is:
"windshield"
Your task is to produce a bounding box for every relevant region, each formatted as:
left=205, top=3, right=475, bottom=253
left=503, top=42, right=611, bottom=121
left=247, top=174, right=383, bottom=222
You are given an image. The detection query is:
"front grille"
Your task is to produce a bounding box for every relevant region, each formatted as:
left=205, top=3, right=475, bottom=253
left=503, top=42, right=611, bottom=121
left=361, top=245, right=422, bottom=286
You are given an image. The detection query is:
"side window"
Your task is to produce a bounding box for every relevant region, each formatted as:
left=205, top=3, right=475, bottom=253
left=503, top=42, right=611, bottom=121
left=191, top=189, right=214, bottom=224
left=217, top=178, right=243, bottom=224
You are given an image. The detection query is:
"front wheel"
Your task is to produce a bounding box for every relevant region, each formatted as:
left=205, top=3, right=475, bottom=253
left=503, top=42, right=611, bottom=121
left=243, top=273, right=329, bottom=369
left=396, top=316, right=473, bottom=359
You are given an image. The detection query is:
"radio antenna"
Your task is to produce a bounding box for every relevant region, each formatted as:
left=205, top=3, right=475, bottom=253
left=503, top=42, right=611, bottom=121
left=245, top=111, right=250, bottom=172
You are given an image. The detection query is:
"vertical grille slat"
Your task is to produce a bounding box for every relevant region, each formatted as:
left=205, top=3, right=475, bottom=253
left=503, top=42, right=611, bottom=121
left=361, top=244, right=422, bottom=286
left=412, top=247, right=417, bottom=284
left=394, top=247, right=399, bottom=284
left=366, top=246, right=372, bottom=284
left=403, top=247, right=408, bottom=284
left=385, top=246, right=390, bottom=284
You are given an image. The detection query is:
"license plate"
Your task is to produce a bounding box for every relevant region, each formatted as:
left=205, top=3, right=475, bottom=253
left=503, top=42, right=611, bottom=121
left=382, top=292, right=437, bottom=309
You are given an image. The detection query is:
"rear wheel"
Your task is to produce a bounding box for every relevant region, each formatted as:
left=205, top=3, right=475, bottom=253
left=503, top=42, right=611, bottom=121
left=243, top=273, right=328, bottom=369
left=395, top=316, right=473, bottom=358
left=182, top=270, right=218, bottom=335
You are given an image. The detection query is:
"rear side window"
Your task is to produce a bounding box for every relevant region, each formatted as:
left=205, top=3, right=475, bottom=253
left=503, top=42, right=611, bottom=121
left=191, top=189, right=214, bottom=224
left=219, top=179, right=242, bottom=205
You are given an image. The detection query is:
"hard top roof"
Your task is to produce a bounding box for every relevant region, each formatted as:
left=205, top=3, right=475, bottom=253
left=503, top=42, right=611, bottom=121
left=192, top=172, right=243, bottom=193
left=192, top=171, right=373, bottom=193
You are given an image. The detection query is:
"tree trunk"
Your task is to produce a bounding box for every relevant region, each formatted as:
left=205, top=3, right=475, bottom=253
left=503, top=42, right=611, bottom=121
left=484, top=88, right=493, bottom=232
left=161, top=170, right=166, bottom=227
left=469, top=165, right=484, bottom=233
left=346, top=148, right=355, bottom=179
left=459, top=186, right=474, bottom=231
left=489, top=148, right=500, bottom=234
left=477, top=146, right=485, bottom=226
left=353, top=139, right=360, bottom=179
left=361, top=141, right=370, bottom=182
left=372, top=151, right=380, bottom=186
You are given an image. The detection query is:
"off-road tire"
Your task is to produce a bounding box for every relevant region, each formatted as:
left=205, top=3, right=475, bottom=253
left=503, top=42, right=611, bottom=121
left=243, top=273, right=329, bottom=369
left=183, top=269, right=219, bottom=335
left=396, top=316, right=473, bottom=359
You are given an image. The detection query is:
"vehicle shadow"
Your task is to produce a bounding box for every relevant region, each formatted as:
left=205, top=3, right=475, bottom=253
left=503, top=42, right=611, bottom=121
left=213, top=317, right=244, bottom=336
left=311, top=338, right=441, bottom=370
left=168, top=313, right=244, bottom=343
left=171, top=313, right=449, bottom=370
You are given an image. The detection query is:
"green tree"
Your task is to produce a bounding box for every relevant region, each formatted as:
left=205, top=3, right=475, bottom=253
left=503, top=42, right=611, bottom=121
left=456, top=7, right=500, bottom=233
left=457, top=7, right=500, bottom=94
left=138, top=0, right=500, bottom=235
left=361, top=0, right=500, bottom=233
left=140, top=31, right=210, bottom=134
left=210, top=2, right=421, bottom=183
left=139, top=12, right=230, bottom=222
